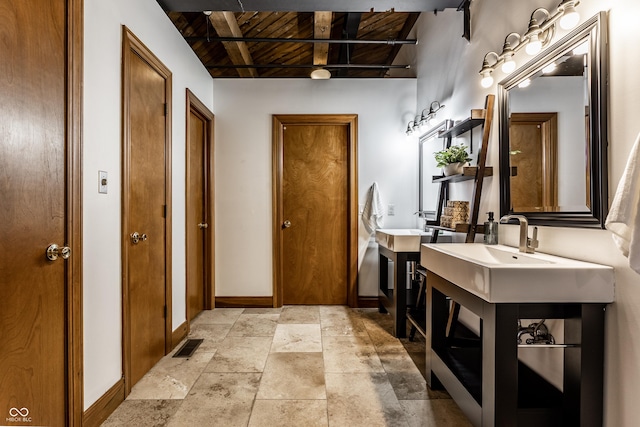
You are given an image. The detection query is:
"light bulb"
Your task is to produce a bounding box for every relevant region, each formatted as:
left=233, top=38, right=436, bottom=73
left=518, top=78, right=531, bottom=89
left=560, top=5, right=579, bottom=30
left=481, top=74, right=494, bottom=88
left=526, top=38, right=542, bottom=56
left=502, top=57, right=516, bottom=74
left=542, top=63, right=557, bottom=74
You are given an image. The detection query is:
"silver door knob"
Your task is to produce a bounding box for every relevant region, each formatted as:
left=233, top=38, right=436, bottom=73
left=283, top=220, right=292, bottom=229
left=46, top=244, right=71, bottom=261
left=130, top=232, right=148, bottom=244
left=198, top=223, right=209, bottom=229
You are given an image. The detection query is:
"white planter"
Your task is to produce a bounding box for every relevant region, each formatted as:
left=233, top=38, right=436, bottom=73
left=443, top=162, right=467, bottom=176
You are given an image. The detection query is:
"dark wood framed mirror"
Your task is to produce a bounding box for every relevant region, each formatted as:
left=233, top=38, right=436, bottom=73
left=498, top=11, right=608, bottom=228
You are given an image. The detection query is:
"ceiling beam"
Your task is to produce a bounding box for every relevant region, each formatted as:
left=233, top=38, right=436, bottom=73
left=380, top=12, right=420, bottom=76
left=313, top=12, right=332, bottom=66
left=208, top=12, right=258, bottom=78
left=158, top=0, right=464, bottom=13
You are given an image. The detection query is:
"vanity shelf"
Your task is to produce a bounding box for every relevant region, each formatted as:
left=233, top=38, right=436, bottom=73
left=432, top=166, right=494, bottom=183
left=425, top=94, right=495, bottom=244
left=439, top=109, right=486, bottom=139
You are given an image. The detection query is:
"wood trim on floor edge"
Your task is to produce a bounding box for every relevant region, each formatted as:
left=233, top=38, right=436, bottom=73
left=83, top=378, right=125, bottom=427
left=357, top=296, right=379, bottom=308
left=215, top=296, right=274, bottom=308
left=172, top=320, right=188, bottom=348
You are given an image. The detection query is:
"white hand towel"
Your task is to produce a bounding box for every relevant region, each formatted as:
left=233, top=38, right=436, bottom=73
left=362, top=182, right=384, bottom=234
left=606, top=132, right=640, bottom=274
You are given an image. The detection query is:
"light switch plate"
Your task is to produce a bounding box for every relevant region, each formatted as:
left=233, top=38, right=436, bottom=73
left=99, top=170, right=108, bottom=194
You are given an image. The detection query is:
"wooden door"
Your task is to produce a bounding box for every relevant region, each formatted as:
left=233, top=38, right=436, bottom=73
left=0, top=0, right=82, bottom=425
left=509, top=113, right=558, bottom=211
left=186, top=90, right=214, bottom=322
left=122, top=28, right=172, bottom=391
left=273, top=115, right=358, bottom=306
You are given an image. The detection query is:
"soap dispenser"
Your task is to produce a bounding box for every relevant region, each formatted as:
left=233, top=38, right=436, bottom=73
left=484, top=212, right=498, bottom=245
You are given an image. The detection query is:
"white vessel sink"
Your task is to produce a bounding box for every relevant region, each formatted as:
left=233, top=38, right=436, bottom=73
left=420, top=243, right=614, bottom=303
left=375, top=229, right=433, bottom=252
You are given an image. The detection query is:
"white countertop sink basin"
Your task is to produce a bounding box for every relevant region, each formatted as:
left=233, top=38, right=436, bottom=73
left=375, top=229, right=434, bottom=252
left=420, top=243, right=614, bottom=303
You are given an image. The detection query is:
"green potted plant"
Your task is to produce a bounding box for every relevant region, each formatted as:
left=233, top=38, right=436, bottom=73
left=434, top=144, right=472, bottom=176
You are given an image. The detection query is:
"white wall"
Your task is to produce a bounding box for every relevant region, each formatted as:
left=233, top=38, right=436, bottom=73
left=213, top=79, right=417, bottom=298
left=412, top=0, right=640, bottom=425
left=83, top=0, right=213, bottom=409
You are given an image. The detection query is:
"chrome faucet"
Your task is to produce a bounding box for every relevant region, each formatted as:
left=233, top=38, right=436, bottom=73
left=499, top=214, right=539, bottom=253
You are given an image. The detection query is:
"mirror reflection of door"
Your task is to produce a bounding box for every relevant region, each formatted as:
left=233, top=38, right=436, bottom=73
left=509, top=113, right=558, bottom=212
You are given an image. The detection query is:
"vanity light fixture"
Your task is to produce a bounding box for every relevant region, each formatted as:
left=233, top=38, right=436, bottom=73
left=500, top=33, right=520, bottom=74
left=478, top=1, right=581, bottom=87
left=419, top=101, right=446, bottom=127
left=406, top=101, right=445, bottom=135
left=406, top=119, right=417, bottom=135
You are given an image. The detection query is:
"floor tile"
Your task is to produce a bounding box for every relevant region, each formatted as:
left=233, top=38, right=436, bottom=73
left=278, top=305, right=321, bottom=324
left=127, top=350, right=215, bottom=399
left=257, top=352, right=326, bottom=399
left=102, top=399, right=181, bottom=426
left=400, top=399, right=473, bottom=427
left=271, top=323, right=322, bottom=352
left=228, top=313, right=280, bottom=337
left=104, top=305, right=472, bottom=427
left=362, top=318, right=407, bottom=353
left=322, top=335, right=385, bottom=373
left=186, top=323, right=232, bottom=353
left=191, top=308, right=244, bottom=325
left=205, top=336, right=272, bottom=372
left=326, top=372, right=408, bottom=427
left=248, top=400, right=328, bottom=427
left=166, top=373, right=260, bottom=427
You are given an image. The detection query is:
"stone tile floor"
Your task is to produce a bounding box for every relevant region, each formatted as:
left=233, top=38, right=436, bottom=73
left=102, top=306, right=472, bottom=426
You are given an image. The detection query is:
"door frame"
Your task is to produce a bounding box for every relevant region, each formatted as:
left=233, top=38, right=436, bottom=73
left=185, top=88, right=215, bottom=321
left=68, top=0, right=84, bottom=424
left=272, top=114, right=358, bottom=307
left=121, top=26, right=173, bottom=395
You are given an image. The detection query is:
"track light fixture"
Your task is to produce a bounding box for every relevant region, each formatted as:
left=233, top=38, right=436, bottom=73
left=478, top=1, right=580, bottom=87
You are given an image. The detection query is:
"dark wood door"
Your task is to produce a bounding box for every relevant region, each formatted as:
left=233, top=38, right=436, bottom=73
left=186, top=91, right=214, bottom=321
left=0, top=1, right=69, bottom=425
left=281, top=124, right=349, bottom=305
left=123, top=30, right=171, bottom=389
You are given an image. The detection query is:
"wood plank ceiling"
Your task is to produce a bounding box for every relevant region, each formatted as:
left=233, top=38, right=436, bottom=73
left=162, top=10, right=423, bottom=78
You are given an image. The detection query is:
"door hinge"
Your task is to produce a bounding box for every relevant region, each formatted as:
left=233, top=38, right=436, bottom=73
left=163, top=103, right=168, bottom=116
left=162, top=205, right=167, bottom=218
left=164, top=305, right=167, bottom=318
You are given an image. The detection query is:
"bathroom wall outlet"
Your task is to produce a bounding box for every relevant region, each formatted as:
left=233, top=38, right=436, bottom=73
left=388, top=204, right=395, bottom=216
left=99, top=170, right=108, bottom=194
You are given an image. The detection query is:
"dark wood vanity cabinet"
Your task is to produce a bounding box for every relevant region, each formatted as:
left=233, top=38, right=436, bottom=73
left=425, top=271, right=606, bottom=427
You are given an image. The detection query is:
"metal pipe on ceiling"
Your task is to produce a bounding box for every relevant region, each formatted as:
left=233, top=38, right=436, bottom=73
left=186, top=36, right=417, bottom=44
left=205, top=63, right=410, bottom=69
